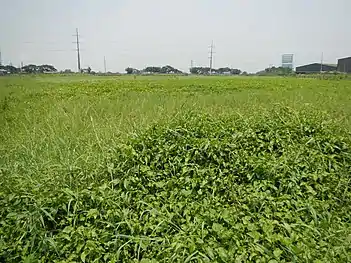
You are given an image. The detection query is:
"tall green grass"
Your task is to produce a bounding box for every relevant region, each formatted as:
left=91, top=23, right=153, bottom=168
left=0, top=75, right=351, bottom=262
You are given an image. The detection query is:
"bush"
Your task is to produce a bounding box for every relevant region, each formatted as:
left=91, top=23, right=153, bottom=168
left=1, top=110, right=351, bottom=262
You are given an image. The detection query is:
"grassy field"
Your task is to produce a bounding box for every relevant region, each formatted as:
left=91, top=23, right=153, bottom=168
left=0, top=75, right=351, bottom=262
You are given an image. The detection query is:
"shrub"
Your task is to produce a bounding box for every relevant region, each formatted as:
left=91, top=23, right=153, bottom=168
left=1, top=110, right=351, bottom=262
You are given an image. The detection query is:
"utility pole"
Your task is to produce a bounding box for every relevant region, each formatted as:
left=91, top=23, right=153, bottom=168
left=104, top=56, right=107, bottom=73
left=190, top=60, right=194, bottom=73
left=0, top=48, right=2, bottom=66
left=320, top=52, right=324, bottom=74
left=73, top=28, right=81, bottom=72
left=209, top=41, right=214, bottom=75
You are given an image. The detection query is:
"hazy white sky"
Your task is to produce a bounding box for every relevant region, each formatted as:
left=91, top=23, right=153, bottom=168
left=1, top=0, right=350, bottom=73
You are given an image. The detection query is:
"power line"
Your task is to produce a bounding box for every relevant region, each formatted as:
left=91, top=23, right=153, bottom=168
left=22, top=41, right=63, bottom=44
left=47, top=49, right=72, bottom=52
left=209, top=41, right=215, bottom=75
left=21, top=41, right=78, bottom=52
left=73, top=28, right=81, bottom=72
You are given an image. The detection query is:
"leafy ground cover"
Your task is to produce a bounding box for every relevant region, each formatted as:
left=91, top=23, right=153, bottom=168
left=0, top=75, right=351, bottom=262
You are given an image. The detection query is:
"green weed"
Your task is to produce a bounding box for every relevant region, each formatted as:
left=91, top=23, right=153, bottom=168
left=0, top=76, right=351, bottom=262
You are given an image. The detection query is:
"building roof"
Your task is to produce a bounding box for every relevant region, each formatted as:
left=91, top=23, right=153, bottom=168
left=338, top=57, right=351, bottom=61
left=296, top=63, right=337, bottom=68
left=324, top=64, right=337, bottom=67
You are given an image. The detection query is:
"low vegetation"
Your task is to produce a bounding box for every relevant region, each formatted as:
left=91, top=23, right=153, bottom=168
left=0, top=75, right=351, bottom=262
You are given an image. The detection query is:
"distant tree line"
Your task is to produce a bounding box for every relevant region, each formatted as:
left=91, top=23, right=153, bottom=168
left=256, top=66, right=294, bottom=76
left=125, top=65, right=183, bottom=74
left=0, top=64, right=57, bottom=74
left=190, top=67, right=242, bottom=75
left=0, top=65, right=19, bottom=74
left=125, top=65, right=244, bottom=75
left=0, top=63, right=297, bottom=77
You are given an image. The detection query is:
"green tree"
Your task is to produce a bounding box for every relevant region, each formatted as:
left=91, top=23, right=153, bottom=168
left=0, top=65, right=19, bottom=74
left=38, top=65, right=57, bottom=73
left=230, top=68, right=241, bottom=75
left=144, top=66, right=161, bottom=73
left=125, top=67, right=133, bottom=74
left=22, top=64, right=38, bottom=74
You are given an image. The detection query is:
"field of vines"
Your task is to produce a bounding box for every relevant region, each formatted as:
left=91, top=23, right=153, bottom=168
left=1, top=75, right=351, bottom=262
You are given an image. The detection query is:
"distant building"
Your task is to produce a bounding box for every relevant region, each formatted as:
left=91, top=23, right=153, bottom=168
left=337, top=57, right=351, bottom=73
left=295, top=63, right=337, bottom=74
left=282, top=54, right=294, bottom=69
left=282, top=64, right=293, bottom=69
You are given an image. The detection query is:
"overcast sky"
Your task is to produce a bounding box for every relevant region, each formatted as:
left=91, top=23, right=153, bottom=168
left=1, top=0, right=350, bottom=73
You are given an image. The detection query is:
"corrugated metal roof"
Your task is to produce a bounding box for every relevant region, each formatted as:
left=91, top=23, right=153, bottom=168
left=296, top=63, right=337, bottom=68
left=338, top=57, right=351, bottom=61
left=324, top=64, right=337, bottom=67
